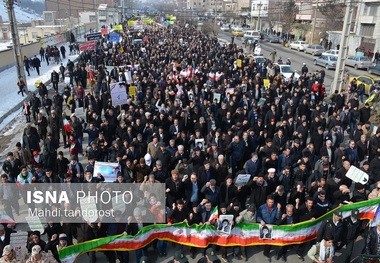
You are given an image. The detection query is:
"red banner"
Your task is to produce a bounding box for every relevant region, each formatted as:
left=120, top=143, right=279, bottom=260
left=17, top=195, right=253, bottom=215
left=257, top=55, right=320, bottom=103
left=79, top=41, right=95, bottom=52
left=101, top=28, right=108, bottom=35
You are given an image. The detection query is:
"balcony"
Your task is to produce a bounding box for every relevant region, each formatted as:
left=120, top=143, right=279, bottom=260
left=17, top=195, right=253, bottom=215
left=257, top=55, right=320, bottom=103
left=360, top=15, right=376, bottom=23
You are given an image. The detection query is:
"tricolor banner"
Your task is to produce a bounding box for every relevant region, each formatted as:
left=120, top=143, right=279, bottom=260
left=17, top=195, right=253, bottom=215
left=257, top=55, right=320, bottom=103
left=59, top=198, right=380, bottom=263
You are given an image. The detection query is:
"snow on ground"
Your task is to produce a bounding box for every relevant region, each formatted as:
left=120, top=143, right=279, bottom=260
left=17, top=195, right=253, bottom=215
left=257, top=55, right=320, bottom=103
left=0, top=110, right=22, bottom=132
left=0, top=5, right=42, bottom=23
left=0, top=113, right=25, bottom=152
left=0, top=42, right=78, bottom=123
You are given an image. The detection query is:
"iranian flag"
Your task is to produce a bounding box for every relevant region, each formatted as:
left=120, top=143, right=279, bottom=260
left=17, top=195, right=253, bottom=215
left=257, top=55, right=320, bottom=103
left=59, top=199, right=380, bottom=263
left=209, top=206, right=218, bottom=222
left=63, top=118, right=72, bottom=133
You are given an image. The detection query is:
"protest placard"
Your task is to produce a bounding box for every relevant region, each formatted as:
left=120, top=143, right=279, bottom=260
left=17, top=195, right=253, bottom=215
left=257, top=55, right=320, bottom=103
left=235, top=174, right=251, bottom=186
left=93, top=161, right=121, bottom=182
left=346, top=165, right=369, bottom=184
left=110, top=83, right=128, bottom=106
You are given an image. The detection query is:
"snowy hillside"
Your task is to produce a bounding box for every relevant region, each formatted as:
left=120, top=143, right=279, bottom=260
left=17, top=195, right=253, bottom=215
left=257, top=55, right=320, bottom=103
left=0, top=5, right=42, bottom=23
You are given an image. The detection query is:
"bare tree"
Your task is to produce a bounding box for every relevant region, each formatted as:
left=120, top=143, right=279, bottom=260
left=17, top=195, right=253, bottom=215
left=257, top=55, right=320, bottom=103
left=201, top=21, right=219, bottom=36
left=280, top=0, right=298, bottom=34
left=317, top=0, right=345, bottom=32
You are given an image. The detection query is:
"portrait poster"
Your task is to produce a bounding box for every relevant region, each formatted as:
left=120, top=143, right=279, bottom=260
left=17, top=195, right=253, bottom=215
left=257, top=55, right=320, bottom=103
left=259, top=225, right=273, bottom=240
left=217, top=214, right=233, bottom=235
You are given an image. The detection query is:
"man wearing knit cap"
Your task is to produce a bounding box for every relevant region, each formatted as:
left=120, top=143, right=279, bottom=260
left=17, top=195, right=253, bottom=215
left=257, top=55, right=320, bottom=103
left=56, top=234, right=68, bottom=251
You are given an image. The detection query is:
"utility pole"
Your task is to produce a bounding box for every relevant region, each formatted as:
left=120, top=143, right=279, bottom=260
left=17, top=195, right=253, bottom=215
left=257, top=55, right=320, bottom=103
left=310, top=6, right=317, bottom=44
left=6, top=0, right=28, bottom=92
left=249, top=0, right=252, bottom=28
left=331, top=0, right=354, bottom=94
left=93, top=0, right=99, bottom=31
left=256, top=1, right=262, bottom=31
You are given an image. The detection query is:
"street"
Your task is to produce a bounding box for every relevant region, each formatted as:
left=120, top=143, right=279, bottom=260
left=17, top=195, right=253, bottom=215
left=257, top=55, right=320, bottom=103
left=218, top=31, right=375, bottom=94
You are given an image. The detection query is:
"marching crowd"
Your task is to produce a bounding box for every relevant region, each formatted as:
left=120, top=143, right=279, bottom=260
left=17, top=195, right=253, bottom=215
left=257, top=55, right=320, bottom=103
left=2, top=21, right=380, bottom=263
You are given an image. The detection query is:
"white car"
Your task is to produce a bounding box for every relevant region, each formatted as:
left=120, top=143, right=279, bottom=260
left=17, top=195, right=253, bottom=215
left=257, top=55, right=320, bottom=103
left=274, top=63, right=300, bottom=81
left=220, top=25, right=229, bottom=31
left=322, top=49, right=339, bottom=57
left=289, top=41, right=309, bottom=51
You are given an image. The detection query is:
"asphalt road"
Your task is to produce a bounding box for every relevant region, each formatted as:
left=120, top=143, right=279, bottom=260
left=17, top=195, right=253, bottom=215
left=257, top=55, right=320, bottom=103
left=218, top=31, right=376, bottom=95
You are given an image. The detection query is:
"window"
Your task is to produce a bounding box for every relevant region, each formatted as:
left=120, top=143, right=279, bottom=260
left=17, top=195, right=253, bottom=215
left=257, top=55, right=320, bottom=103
left=89, top=15, right=96, bottom=22
left=32, top=32, right=38, bottom=39
left=263, top=5, right=268, bottom=11
left=44, top=13, right=53, bottom=22
left=361, top=23, right=375, bottom=37
left=99, top=10, right=106, bottom=16
left=369, top=4, right=379, bottom=16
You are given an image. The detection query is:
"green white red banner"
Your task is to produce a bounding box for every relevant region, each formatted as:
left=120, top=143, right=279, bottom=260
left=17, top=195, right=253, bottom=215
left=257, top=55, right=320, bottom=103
left=59, top=198, right=380, bottom=263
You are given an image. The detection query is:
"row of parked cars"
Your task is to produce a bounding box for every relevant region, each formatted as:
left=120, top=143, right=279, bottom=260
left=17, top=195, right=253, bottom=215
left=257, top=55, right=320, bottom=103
left=288, top=41, right=378, bottom=73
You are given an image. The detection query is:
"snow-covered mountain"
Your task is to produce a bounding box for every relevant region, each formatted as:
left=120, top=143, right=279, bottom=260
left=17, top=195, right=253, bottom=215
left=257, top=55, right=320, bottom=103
left=0, top=2, right=43, bottom=23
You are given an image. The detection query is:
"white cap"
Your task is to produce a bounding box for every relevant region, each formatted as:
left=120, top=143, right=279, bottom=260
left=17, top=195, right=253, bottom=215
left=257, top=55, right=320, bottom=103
left=144, top=153, right=152, bottom=166
left=268, top=168, right=276, bottom=173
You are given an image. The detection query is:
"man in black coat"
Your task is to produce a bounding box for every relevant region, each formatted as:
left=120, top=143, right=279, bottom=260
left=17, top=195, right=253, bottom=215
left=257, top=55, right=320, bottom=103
left=30, top=94, right=41, bottom=121
left=317, top=209, right=343, bottom=249
left=0, top=224, right=13, bottom=256
left=51, top=70, right=59, bottom=91
left=2, top=152, right=22, bottom=183
left=197, top=160, right=217, bottom=187
left=165, top=169, right=185, bottom=208
left=365, top=220, right=380, bottom=256
left=33, top=55, right=41, bottom=75
left=126, top=207, right=151, bottom=263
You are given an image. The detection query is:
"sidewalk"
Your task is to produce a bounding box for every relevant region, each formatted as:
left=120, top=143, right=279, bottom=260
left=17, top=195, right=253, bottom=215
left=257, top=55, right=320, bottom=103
left=0, top=43, right=79, bottom=130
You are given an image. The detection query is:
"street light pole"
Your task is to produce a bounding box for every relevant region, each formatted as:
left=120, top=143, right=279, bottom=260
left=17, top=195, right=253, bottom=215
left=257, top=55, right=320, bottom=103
left=6, top=0, right=28, bottom=92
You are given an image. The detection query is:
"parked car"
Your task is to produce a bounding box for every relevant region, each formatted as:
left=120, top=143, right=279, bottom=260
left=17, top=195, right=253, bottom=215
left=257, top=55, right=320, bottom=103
left=289, top=41, right=309, bottom=51
left=274, top=63, right=300, bottom=81
left=243, top=30, right=261, bottom=42
left=322, top=49, right=339, bottom=57
left=220, top=24, right=230, bottom=31
left=231, top=28, right=244, bottom=37
left=368, top=63, right=380, bottom=76
left=345, top=56, right=373, bottom=70
left=304, top=45, right=325, bottom=56
left=349, top=75, right=380, bottom=94
left=264, top=34, right=280, bottom=43
left=313, top=55, right=337, bottom=70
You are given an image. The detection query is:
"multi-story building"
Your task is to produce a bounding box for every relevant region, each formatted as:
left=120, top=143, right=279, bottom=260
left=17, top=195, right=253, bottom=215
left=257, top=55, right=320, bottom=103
left=354, top=0, right=380, bottom=53
left=45, top=0, right=116, bottom=19
left=98, top=4, right=121, bottom=28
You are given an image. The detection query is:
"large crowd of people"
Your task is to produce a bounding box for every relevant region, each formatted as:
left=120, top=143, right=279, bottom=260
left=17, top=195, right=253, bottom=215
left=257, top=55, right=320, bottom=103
left=2, top=20, right=380, bottom=263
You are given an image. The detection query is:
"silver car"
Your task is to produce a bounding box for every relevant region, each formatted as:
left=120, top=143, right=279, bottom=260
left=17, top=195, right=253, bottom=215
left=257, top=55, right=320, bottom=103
left=313, top=55, right=337, bottom=70
left=345, top=56, right=373, bottom=70
left=304, top=45, right=325, bottom=56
